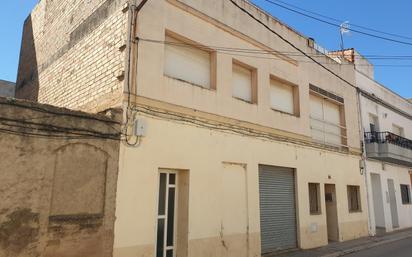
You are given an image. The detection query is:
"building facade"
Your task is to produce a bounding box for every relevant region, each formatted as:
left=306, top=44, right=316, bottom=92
left=16, top=0, right=370, bottom=256
left=0, top=79, right=15, bottom=97
left=341, top=49, right=412, bottom=235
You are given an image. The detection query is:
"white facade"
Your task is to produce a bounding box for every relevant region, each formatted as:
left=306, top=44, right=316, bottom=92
left=356, top=62, right=412, bottom=235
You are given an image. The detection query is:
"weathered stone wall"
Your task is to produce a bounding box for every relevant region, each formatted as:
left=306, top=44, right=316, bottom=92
left=16, top=0, right=128, bottom=112
left=0, top=97, right=121, bottom=257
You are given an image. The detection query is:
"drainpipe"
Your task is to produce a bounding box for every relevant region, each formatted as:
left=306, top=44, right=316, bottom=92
left=356, top=86, right=374, bottom=236
left=123, top=0, right=149, bottom=146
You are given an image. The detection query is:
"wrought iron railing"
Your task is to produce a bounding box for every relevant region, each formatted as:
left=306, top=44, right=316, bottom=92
left=364, top=131, right=412, bottom=151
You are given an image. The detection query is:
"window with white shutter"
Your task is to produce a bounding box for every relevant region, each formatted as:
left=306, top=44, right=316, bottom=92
left=232, top=61, right=256, bottom=103
left=310, top=93, right=345, bottom=147
left=164, top=35, right=212, bottom=89
left=270, top=78, right=297, bottom=115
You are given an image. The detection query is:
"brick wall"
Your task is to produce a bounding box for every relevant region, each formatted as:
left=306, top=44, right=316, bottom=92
left=16, top=0, right=128, bottom=113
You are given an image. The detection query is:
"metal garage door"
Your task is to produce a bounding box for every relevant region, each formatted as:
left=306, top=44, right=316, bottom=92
left=259, top=165, right=297, bottom=254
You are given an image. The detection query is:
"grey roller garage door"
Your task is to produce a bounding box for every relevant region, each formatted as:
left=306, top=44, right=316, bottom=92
left=259, top=165, right=297, bottom=254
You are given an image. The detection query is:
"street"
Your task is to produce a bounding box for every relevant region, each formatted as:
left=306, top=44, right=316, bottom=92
left=346, top=238, right=412, bottom=257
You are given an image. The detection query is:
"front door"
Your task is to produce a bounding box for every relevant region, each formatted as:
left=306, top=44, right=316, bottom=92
left=325, top=184, right=339, bottom=241
left=156, top=172, right=177, bottom=257
left=387, top=179, right=399, bottom=229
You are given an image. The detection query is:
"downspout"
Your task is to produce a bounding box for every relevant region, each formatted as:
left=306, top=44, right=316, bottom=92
left=123, top=0, right=149, bottom=146
left=356, top=86, right=374, bottom=236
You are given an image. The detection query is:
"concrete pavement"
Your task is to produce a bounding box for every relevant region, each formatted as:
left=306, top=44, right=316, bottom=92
left=269, top=228, right=412, bottom=257
left=346, top=238, right=412, bottom=257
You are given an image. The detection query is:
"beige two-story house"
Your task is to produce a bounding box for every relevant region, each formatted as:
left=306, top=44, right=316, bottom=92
left=16, top=0, right=369, bottom=256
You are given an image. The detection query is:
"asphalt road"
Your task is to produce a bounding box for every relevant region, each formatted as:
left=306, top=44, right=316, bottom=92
left=346, top=238, right=412, bottom=257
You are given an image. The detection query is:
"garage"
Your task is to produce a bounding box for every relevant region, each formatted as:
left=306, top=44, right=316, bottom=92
left=259, top=165, right=297, bottom=254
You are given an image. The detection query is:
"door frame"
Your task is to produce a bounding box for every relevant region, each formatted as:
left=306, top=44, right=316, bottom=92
left=324, top=183, right=339, bottom=242
left=155, top=171, right=179, bottom=257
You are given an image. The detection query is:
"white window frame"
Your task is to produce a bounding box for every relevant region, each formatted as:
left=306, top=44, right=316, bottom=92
left=156, top=171, right=178, bottom=257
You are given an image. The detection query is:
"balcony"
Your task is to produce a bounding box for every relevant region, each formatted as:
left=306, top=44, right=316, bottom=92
left=364, top=132, right=412, bottom=167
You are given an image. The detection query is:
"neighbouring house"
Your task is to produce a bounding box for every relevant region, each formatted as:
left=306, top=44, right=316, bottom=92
left=0, top=97, right=122, bottom=257
left=337, top=49, right=412, bottom=236
left=0, top=79, right=15, bottom=97
left=15, top=0, right=369, bottom=256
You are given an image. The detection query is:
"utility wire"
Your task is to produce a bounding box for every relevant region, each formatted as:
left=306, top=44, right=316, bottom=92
left=140, top=37, right=412, bottom=60
left=261, top=0, right=412, bottom=41
left=259, top=0, right=412, bottom=47
left=138, top=37, right=412, bottom=67
left=229, top=0, right=357, bottom=89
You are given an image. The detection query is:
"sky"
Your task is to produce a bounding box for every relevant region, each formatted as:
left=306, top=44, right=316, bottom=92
left=251, top=0, right=412, bottom=99
left=0, top=0, right=38, bottom=82
left=0, top=0, right=410, bottom=99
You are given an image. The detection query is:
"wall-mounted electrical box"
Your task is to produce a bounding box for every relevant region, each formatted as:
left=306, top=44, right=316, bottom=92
left=133, top=119, right=146, bottom=137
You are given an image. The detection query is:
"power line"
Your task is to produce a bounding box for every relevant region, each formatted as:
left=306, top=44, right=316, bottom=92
left=229, top=0, right=357, bottom=89
left=261, top=0, right=412, bottom=41
left=140, top=37, right=412, bottom=60
left=259, top=0, right=412, bottom=47
left=138, top=37, right=412, bottom=67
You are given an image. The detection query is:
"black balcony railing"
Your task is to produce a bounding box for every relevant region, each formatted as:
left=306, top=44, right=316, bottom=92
left=365, top=131, right=412, bottom=151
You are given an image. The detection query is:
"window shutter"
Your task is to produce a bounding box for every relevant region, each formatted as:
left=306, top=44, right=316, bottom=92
left=323, top=100, right=342, bottom=146
left=164, top=35, right=211, bottom=88
left=270, top=79, right=294, bottom=114
left=310, top=95, right=325, bottom=142
left=310, top=94, right=343, bottom=146
left=232, top=63, right=252, bottom=102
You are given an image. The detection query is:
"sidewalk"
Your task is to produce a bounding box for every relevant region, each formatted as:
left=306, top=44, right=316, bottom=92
left=269, top=228, right=412, bottom=257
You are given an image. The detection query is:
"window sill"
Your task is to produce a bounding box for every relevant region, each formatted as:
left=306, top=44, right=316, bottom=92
left=270, top=107, right=299, bottom=117
left=164, top=75, right=214, bottom=91
left=349, top=210, right=362, bottom=213
left=233, top=96, right=256, bottom=105
left=310, top=212, right=322, bottom=216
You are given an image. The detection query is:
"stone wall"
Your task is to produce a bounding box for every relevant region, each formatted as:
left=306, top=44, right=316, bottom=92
left=16, top=0, right=128, bottom=112
left=0, top=97, right=121, bottom=257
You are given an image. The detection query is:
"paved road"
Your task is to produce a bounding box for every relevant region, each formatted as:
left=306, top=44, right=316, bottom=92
left=346, top=238, right=412, bottom=257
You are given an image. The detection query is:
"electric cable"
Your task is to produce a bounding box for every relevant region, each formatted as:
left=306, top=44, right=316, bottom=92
left=259, top=0, right=412, bottom=46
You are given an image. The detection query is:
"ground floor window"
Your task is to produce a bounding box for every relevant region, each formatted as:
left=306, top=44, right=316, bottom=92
left=347, top=185, right=361, bottom=212
left=309, top=183, right=321, bottom=214
left=400, top=184, right=411, bottom=204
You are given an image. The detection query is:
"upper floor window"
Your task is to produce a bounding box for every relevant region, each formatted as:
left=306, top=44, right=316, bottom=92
left=270, top=77, right=299, bottom=116
left=164, top=34, right=214, bottom=89
left=369, top=114, right=379, bottom=133
left=232, top=61, right=257, bottom=103
left=392, top=124, right=404, bottom=137
left=310, top=92, right=346, bottom=147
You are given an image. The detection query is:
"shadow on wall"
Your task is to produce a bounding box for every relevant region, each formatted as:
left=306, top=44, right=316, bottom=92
left=15, top=15, right=39, bottom=101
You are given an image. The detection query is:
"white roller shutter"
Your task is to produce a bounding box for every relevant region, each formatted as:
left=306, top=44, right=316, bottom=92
left=164, top=35, right=211, bottom=88
left=270, top=79, right=295, bottom=114
left=323, top=100, right=342, bottom=146
left=310, top=94, right=326, bottom=142
left=232, top=63, right=252, bottom=102
left=310, top=94, right=342, bottom=146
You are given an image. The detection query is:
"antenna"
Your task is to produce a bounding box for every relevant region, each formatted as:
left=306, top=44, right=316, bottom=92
left=340, top=21, right=350, bottom=51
